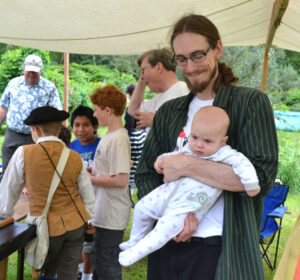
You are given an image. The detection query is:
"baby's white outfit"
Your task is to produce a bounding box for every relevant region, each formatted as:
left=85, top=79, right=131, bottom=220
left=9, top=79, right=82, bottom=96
left=119, top=143, right=259, bottom=266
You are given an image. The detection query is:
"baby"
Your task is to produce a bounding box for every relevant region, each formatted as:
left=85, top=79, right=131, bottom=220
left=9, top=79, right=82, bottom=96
left=119, top=106, right=260, bottom=266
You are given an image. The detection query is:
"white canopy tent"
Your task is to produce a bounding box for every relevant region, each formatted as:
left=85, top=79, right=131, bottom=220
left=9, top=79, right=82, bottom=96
left=0, top=0, right=299, bottom=54
left=0, top=0, right=299, bottom=102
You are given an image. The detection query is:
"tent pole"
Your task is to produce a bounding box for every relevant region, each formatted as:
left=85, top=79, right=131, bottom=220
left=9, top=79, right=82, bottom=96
left=260, top=0, right=289, bottom=91
left=261, top=52, right=269, bottom=92
left=64, top=52, right=69, bottom=127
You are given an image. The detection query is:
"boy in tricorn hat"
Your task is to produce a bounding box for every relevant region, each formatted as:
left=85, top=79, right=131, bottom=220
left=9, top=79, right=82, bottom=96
left=0, top=106, right=95, bottom=280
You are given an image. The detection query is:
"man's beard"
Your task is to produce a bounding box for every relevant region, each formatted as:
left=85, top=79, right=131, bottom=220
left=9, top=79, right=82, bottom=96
left=184, top=63, right=217, bottom=94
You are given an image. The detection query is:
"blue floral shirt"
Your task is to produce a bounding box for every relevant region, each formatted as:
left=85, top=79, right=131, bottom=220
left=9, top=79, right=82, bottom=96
left=0, top=76, right=62, bottom=134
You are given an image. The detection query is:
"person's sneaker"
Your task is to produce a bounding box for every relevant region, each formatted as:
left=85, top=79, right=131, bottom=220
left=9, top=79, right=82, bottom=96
left=78, top=271, right=82, bottom=280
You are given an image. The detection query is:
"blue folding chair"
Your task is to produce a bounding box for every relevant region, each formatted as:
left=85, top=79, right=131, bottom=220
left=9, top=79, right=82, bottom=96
left=260, top=184, right=290, bottom=270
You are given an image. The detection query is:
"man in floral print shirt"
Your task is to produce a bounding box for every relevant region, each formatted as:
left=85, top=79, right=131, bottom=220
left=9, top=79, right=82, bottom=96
left=0, top=54, right=62, bottom=180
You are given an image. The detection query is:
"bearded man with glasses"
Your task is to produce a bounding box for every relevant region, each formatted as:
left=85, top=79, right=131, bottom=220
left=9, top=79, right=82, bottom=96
left=135, top=14, right=278, bottom=280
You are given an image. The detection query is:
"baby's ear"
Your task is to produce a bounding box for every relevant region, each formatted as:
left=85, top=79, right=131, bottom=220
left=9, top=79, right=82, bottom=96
left=223, top=136, right=228, bottom=144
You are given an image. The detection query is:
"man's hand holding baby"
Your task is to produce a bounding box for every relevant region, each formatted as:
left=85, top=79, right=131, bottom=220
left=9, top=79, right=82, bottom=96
left=154, top=157, right=164, bottom=174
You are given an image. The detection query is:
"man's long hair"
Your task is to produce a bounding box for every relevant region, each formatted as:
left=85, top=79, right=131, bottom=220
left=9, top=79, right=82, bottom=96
left=170, top=14, right=239, bottom=92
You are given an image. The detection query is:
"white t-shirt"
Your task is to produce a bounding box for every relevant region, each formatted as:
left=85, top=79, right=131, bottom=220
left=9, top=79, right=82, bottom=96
left=92, top=128, right=131, bottom=230
left=175, top=96, right=224, bottom=238
left=141, top=81, right=189, bottom=133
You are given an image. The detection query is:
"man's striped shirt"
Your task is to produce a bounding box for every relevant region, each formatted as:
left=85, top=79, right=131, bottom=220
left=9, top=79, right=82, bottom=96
left=136, top=84, right=278, bottom=280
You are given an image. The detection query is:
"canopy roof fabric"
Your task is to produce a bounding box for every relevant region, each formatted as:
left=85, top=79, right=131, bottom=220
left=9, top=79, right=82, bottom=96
left=0, top=0, right=299, bottom=55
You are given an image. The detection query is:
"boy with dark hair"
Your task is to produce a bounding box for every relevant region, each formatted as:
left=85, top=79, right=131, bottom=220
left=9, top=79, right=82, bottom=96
left=70, top=105, right=100, bottom=280
left=70, top=105, right=100, bottom=168
left=0, top=106, right=95, bottom=280
left=89, top=85, right=131, bottom=280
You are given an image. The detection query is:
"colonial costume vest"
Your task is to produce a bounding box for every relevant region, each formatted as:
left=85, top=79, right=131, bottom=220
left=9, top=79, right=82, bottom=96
left=24, top=142, right=90, bottom=236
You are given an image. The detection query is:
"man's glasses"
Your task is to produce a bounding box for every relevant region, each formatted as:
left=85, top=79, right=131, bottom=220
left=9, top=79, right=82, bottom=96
left=173, top=46, right=212, bottom=66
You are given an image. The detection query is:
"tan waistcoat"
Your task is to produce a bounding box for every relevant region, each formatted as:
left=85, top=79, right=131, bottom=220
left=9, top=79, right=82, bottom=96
left=24, top=142, right=90, bottom=236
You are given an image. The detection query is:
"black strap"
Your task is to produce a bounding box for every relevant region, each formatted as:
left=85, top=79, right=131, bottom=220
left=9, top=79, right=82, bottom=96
left=39, top=143, right=86, bottom=224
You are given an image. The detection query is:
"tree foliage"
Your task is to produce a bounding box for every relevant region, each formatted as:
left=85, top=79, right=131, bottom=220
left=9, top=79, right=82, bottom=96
left=223, top=46, right=300, bottom=93
left=277, top=131, right=300, bottom=193
left=0, top=46, right=138, bottom=117
left=46, top=63, right=136, bottom=112
left=285, top=50, right=300, bottom=72
left=1, top=44, right=299, bottom=111
left=222, top=46, right=300, bottom=109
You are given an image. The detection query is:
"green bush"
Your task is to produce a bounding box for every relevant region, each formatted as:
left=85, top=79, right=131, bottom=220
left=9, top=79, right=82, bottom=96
left=277, top=130, right=300, bottom=193
left=45, top=63, right=137, bottom=118
left=0, top=47, right=141, bottom=135
left=284, top=88, right=300, bottom=108
left=270, top=88, right=300, bottom=111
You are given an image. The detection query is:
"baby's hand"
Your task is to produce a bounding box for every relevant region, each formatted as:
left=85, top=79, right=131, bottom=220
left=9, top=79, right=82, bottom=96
left=154, top=158, right=163, bottom=174
left=247, top=186, right=261, bottom=197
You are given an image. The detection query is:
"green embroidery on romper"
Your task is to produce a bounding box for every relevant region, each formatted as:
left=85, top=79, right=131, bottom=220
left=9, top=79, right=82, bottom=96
left=186, top=192, right=208, bottom=205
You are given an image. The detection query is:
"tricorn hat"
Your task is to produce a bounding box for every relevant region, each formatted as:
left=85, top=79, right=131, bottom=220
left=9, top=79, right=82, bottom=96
left=24, top=106, right=69, bottom=125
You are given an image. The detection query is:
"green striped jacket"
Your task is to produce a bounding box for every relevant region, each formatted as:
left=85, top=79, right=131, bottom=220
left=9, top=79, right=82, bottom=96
left=136, top=84, right=278, bottom=280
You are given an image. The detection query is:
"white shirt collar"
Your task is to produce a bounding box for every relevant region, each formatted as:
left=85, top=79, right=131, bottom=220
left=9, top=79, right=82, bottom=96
left=37, top=135, right=65, bottom=145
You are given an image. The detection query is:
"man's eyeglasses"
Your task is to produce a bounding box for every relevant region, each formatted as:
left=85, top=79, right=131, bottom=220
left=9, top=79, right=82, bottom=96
left=173, top=46, right=212, bottom=66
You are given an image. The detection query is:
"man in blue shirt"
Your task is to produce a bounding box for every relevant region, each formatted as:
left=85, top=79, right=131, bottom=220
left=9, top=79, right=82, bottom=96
left=0, top=54, right=62, bottom=180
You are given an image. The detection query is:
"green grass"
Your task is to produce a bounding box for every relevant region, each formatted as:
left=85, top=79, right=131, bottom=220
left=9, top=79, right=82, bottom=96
left=5, top=192, right=300, bottom=279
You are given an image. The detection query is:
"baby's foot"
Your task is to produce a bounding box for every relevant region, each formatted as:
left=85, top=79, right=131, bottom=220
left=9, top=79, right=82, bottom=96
left=119, top=250, right=135, bottom=266
left=119, top=239, right=138, bottom=250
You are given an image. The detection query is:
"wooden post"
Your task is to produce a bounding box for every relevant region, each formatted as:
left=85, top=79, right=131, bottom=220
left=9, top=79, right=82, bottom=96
left=31, top=269, right=39, bottom=280
left=64, top=53, right=69, bottom=127
left=260, top=0, right=289, bottom=91
left=0, top=257, right=8, bottom=280
left=260, top=51, right=269, bottom=92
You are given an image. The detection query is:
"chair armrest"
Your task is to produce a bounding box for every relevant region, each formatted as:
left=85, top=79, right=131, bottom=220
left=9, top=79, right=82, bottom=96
left=267, top=206, right=287, bottom=219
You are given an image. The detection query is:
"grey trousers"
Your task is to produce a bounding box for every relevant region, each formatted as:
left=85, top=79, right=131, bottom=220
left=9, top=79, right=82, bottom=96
left=0, top=128, right=34, bottom=181
left=93, top=227, right=124, bottom=280
left=40, top=225, right=85, bottom=280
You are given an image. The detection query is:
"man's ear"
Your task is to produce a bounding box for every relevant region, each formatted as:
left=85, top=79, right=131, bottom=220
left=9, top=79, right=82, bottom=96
left=155, top=62, right=164, bottom=73
left=215, top=40, right=223, bottom=59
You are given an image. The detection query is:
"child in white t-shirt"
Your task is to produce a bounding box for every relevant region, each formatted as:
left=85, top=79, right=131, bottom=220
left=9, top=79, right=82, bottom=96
left=89, top=85, right=131, bottom=279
